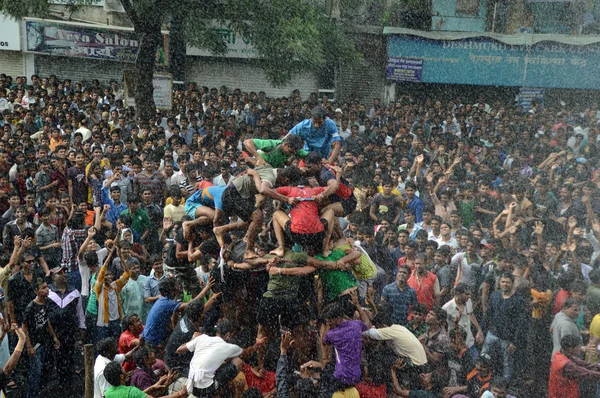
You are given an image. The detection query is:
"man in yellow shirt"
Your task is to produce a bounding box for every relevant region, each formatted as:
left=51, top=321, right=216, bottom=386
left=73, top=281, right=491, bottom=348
left=587, top=313, right=600, bottom=363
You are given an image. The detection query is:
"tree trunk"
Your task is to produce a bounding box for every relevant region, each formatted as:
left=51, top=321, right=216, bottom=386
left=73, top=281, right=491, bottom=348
left=168, top=16, right=186, bottom=83
left=134, top=28, right=162, bottom=123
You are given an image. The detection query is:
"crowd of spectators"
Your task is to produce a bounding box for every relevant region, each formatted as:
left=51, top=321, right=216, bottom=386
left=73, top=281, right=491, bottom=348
left=0, top=72, right=599, bottom=398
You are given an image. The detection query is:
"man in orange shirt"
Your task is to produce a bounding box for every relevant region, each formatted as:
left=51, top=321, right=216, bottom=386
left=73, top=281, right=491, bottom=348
left=549, top=334, right=600, bottom=398
left=407, top=253, right=440, bottom=311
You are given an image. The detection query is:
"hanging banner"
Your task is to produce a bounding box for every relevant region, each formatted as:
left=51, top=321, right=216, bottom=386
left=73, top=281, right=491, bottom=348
left=387, top=35, right=600, bottom=89
left=24, top=19, right=168, bottom=65
left=518, top=88, right=544, bottom=111
left=0, top=15, right=21, bottom=51
left=187, top=25, right=257, bottom=59
left=123, top=71, right=173, bottom=110
left=386, top=57, right=423, bottom=82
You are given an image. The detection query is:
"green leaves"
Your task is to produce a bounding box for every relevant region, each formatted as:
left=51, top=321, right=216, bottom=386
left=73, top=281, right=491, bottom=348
left=184, top=0, right=362, bottom=87
left=1, top=0, right=102, bottom=19
left=0, top=0, right=363, bottom=88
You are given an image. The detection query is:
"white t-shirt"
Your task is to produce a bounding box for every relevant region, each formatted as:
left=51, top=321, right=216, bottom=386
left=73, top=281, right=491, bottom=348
left=443, top=298, right=475, bottom=348
left=436, top=236, right=458, bottom=250
left=79, top=248, right=101, bottom=297
left=186, top=334, right=242, bottom=390
left=96, top=288, right=120, bottom=327
left=164, top=204, right=186, bottom=223
left=93, top=354, right=125, bottom=398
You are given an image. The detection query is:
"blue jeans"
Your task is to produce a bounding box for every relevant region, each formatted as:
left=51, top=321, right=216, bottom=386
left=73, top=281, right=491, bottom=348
left=481, top=331, right=514, bottom=381
left=96, top=320, right=121, bottom=343
left=27, top=345, right=48, bottom=398
left=67, top=270, right=82, bottom=292
left=468, top=344, right=479, bottom=361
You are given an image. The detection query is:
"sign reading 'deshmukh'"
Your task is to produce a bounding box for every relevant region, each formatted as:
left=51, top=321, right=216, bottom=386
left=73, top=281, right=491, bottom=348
left=25, top=19, right=168, bottom=65
left=387, top=35, right=600, bottom=89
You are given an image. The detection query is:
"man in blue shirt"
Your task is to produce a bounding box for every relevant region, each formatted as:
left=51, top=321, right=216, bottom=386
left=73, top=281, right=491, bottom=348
left=405, top=180, right=424, bottom=224
left=289, top=106, right=342, bottom=163
left=101, top=185, right=128, bottom=226
left=381, top=265, right=417, bottom=325
left=142, top=277, right=211, bottom=347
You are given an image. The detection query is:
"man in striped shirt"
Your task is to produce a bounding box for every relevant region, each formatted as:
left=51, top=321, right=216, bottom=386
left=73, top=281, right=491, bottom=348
left=133, top=157, right=166, bottom=205
left=179, top=164, right=202, bottom=198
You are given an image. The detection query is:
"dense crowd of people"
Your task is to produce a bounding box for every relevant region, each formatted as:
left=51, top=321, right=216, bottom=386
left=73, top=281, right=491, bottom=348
left=0, top=72, right=599, bottom=398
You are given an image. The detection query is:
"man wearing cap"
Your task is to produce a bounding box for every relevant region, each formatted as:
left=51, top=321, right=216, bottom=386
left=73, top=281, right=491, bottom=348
left=288, top=106, right=341, bottom=164
left=549, top=334, right=600, bottom=398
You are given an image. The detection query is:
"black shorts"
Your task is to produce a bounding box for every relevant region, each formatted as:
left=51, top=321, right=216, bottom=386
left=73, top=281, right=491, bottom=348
left=222, top=186, right=255, bottom=222
left=330, top=194, right=357, bottom=216
left=192, top=360, right=239, bottom=398
left=285, top=219, right=327, bottom=253
left=257, top=296, right=301, bottom=331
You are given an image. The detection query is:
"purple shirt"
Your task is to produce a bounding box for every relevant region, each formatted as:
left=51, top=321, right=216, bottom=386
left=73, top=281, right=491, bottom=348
left=323, top=319, right=367, bottom=385
left=130, top=366, right=157, bottom=391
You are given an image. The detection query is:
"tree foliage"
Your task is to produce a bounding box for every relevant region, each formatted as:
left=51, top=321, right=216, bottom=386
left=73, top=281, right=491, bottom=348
left=1, top=0, right=363, bottom=118
left=185, top=0, right=363, bottom=87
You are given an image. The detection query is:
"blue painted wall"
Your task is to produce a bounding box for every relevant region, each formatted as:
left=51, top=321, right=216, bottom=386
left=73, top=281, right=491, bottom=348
left=387, top=35, right=600, bottom=89
left=431, top=0, right=487, bottom=32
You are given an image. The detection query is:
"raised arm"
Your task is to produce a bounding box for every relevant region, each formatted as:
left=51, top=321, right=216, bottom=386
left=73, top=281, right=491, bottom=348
left=3, top=326, right=26, bottom=377
left=78, top=227, right=97, bottom=260
left=444, top=156, right=461, bottom=176
left=95, top=247, right=116, bottom=295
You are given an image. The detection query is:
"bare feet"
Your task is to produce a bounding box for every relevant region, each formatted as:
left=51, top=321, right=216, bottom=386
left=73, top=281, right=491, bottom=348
left=244, top=249, right=258, bottom=260
left=214, top=226, right=226, bottom=247
left=269, top=247, right=285, bottom=257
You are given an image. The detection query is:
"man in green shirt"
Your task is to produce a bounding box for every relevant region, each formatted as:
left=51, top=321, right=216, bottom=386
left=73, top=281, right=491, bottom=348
left=315, top=249, right=360, bottom=302
left=120, top=195, right=151, bottom=241
left=234, top=247, right=352, bottom=369
left=243, top=135, right=307, bottom=168
left=102, top=360, right=186, bottom=398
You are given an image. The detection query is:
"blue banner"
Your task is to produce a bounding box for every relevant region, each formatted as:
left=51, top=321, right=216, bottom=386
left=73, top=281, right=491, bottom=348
left=386, top=57, right=423, bottom=82
left=387, top=35, right=600, bottom=89
left=518, top=88, right=544, bottom=110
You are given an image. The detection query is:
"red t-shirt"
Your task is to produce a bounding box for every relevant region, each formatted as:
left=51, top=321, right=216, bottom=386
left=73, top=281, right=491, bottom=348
left=276, top=186, right=325, bottom=234
left=242, top=364, right=276, bottom=394
left=197, top=180, right=214, bottom=190
left=356, top=382, right=386, bottom=398
left=398, top=256, right=416, bottom=272
left=407, top=270, right=438, bottom=311
left=553, top=289, right=571, bottom=316
left=119, top=328, right=143, bottom=372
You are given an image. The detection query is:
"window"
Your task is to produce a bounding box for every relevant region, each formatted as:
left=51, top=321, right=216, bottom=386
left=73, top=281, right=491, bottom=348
left=456, top=0, right=480, bottom=15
